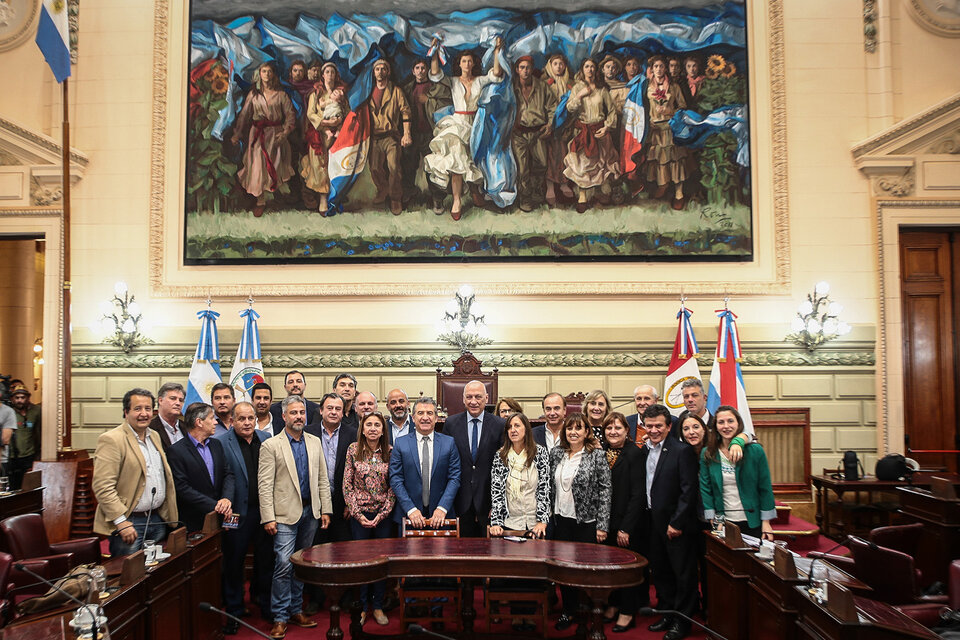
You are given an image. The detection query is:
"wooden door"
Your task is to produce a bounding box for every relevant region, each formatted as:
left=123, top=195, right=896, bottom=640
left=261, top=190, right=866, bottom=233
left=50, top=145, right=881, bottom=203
left=900, top=229, right=960, bottom=471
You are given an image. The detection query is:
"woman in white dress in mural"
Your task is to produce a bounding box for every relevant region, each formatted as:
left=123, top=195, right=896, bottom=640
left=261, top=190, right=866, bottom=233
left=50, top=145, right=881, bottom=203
left=423, top=36, right=504, bottom=220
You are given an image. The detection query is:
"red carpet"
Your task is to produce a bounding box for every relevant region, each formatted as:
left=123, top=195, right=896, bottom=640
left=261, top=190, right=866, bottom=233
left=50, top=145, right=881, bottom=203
left=228, top=586, right=709, bottom=639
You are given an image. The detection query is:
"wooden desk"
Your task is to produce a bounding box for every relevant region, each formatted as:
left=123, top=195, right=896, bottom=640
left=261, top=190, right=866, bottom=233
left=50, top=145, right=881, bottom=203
left=143, top=544, right=191, bottom=640
left=747, top=549, right=870, bottom=640
left=810, top=473, right=960, bottom=539
left=2, top=614, right=74, bottom=640
left=793, top=585, right=940, bottom=639
left=897, top=485, right=960, bottom=585
left=186, top=530, right=223, bottom=640
left=0, top=487, right=44, bottom=519
left=704, top=532, right=756, bottom=640
left=294, top=538, right=647, bottom=640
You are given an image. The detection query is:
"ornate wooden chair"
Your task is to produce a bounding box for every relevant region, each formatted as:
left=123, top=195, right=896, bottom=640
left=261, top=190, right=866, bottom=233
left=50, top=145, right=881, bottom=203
left=399, top=518, right=461, bottom=632
left=563, top=392, right=586, bottom=416
left=436, top=353, right=498, bottom=415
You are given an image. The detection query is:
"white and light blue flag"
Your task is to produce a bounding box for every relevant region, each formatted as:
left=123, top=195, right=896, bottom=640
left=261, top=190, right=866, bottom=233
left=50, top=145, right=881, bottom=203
left=36, top=0, right=71, bottom=83
left=229, top=307, right=265, bottom=402
left=185, top=309, right=223, bottom=407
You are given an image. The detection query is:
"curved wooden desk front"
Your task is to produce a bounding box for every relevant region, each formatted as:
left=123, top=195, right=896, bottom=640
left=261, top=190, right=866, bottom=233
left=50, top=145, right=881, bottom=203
left=293, top=537, right=647, bottom=640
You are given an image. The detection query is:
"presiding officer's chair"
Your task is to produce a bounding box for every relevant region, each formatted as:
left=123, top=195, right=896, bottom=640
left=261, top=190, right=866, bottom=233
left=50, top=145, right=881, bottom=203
left=436, top=353, right=498, bottom=416
left=399, top=518, right=461, bottom=632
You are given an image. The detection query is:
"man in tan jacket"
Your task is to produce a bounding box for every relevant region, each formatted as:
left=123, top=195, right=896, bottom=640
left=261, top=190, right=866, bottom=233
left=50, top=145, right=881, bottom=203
left=368, top=59, right=412, bottom=215
left=259, top=394, right=332, bottom=639
left=92, top=388, right=178, bottom=557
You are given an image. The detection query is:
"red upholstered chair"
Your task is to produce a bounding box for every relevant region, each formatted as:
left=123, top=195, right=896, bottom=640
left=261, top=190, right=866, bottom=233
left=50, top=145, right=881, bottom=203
left=436, top=353, right=498, bottom=416
left=0, top=514, right=100, bottom=592
left=869, top=522, right=923, bottom=558
left=0, top=551, right=12, bottom=626
left=563, top=392, right=585, bottom=417
left=847, top=536, right=947, bottom=626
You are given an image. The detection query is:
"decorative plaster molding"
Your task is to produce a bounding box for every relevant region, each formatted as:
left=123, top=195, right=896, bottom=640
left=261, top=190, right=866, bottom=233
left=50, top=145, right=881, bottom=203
left=0, top=0, right=39, bottom=54
left=874, top=170, right=915, bottom=197
left=0, top=116, right=88, bottom=168
left=72, top=348, right=876, bottom=370
left=30, top=177, right=62, bottom=206
left=148, top=0, right=792, bottom=298
left=852, top=92, right=960, bottom=158
left=863, top=0, right=878, bottom=52
left=906, top=0, right=960, bottom=38
left=929, top=130, right=960, bottom=154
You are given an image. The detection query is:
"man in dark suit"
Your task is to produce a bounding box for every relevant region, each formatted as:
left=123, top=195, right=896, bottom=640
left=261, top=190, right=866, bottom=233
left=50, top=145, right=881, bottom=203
left=627, top=385, right=681, bottom=442
left=149, top=382, right=185, bottom=450
left=442, top=380, right=504, bottom=537
left=389, top=397, right=461, bottom=528
left=639, top=404, right=699, bottom=640
left=330, top=373, right=359, bottom=432
left=216, top=401, right=272, bottom=632
left=269, top=371, right=320, bottom=435
left=211, top=383, right=235, bottom=436
left=167, top=402, right=235, bottom=532
left=532, top=392, right=565, bottom=453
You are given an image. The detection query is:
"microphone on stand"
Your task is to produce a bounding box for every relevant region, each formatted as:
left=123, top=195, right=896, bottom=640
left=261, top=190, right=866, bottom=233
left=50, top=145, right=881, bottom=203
left=638, top=607, right=728, bottom=640
left=198, top=602, right=272, bottom=639
left=143, top=486, right=157, bottom=539
left=805, top=535, right=852, bottom=591
left=408, top=623, right=459, bottom=640
left=14, top=562, right=107, bottom=639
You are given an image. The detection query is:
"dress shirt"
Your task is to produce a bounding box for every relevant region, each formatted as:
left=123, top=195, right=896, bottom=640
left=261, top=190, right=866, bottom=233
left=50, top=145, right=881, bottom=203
left=117, top=425, right=166, bottom=524
left=390, top=417, right=410, bottom=442
left=286, top=430, right=310, bottom=501
left=255, top=416, right=273, bottom=432
left=188, top=432, right=216, bottom=485
left=466, top=412, right=485, bottom=456
left=235, top=430, right=262, bottom=508
left=554, top=449, right=582, bottom=519
left=320, top=424, right=340, bottom=488
left=159, top=415, right=183, bottom=445
left=645, top=439, right=664, bottom=508
left=544, top=427, right=561, bottom=452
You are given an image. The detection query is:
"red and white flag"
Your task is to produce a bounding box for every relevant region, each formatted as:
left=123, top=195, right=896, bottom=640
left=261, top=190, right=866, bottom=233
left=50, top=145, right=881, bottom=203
left=707, top=308, right=754, bottom=436
left=664, top=304, right=702, bottom=417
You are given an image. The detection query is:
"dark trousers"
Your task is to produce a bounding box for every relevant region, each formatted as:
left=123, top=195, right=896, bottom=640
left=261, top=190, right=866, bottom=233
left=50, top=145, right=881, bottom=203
left=554, top=515, right=597, bottom=615
left=349, top=513, right=392, bottom=610
left=458, top=508, right=487, bottom=538
left=8, top=455, right=34, bottom=490
left=727, top=520, right=762, bottom=540
left=222, top=508, right=274, bottom=617
left=606, top=538, right=647, bottom=616
left=648, top=520, right=698, bottom=620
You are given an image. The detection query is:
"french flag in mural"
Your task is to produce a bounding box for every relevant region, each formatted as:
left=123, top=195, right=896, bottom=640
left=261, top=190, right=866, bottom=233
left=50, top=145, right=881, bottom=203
left=620, top=73, right=647, bottom=174
left=707, top=307, right=754, bottom=436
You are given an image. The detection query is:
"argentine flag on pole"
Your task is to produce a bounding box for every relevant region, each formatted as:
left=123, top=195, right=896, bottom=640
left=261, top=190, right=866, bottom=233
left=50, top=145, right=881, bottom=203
left=664, top=303, right=702, bottom=417
left=185, top=308, right=222, bottom=407
left=707, top=306, right=754, bottom=436
left=36, top=0, right=71, bottom=83
left=229, top=307, right=265, bottom=402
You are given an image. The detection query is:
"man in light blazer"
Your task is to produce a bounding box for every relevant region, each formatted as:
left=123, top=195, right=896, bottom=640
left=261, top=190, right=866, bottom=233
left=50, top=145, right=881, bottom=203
left=389, top=396, right=460, bottom=528
left=92, top=388, right=178, bottom=557
left=216, top=401, right=272, bottom=631
left=442, top=380, right=503, bottom=537
left=167, top=402, right=235, bottom=533
left=259, top=395, right=332, bottom=639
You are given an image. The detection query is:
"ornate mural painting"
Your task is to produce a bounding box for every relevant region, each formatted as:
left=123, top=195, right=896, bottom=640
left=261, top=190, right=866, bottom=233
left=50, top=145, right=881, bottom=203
left=184, top=0, right=752, bottom=262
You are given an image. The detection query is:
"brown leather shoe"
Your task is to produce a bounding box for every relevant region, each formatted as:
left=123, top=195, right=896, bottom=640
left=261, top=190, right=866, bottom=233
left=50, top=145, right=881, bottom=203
left=269, top=621, right=287, bottom=639
left=289, top=613, right=318, bottom=628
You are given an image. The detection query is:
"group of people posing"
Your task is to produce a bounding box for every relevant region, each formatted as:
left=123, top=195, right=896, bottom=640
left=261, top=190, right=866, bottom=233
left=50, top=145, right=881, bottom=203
left=90, top=372, right=774, bottom=640
left=228, top=36, right=716, bottom=218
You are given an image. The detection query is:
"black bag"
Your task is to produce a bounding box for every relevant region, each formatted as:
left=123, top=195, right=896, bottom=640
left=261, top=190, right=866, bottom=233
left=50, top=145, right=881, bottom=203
left=875, top=453, right=914, bottom=481
left=840, top=451, right=864, bottom=481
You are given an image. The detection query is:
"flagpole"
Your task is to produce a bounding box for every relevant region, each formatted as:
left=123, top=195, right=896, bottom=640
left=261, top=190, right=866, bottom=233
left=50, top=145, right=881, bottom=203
left=61, top=77, right=72, bottom=449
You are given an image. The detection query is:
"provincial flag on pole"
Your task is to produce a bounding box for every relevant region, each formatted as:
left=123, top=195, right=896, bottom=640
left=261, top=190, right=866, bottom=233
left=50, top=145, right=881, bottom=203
left=185, top=309, right=222, bottom=407
left=707, top=308, right=754, bottom=436
left=36, top=0, right=71, bottom=83
left=664, top=303, right=702, bottom=417
left=229, top=307, right=265, bottom=402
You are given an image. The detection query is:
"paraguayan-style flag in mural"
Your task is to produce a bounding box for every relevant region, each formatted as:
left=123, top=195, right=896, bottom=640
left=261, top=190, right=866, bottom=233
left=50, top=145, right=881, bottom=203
left=185, top=308, right=223, bottom=406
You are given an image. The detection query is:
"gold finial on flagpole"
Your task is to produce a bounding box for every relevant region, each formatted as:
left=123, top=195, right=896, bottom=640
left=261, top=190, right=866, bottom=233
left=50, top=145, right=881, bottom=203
left=205, top=296, right=213, bottom=309
left=247, top=295, right=255, bottom=309
left=723, top=294, right=730, bottom=311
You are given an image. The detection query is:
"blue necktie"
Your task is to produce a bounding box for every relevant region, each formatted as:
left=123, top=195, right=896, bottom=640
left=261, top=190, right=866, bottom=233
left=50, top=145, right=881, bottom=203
left=471, top=418, right=479, bottom=460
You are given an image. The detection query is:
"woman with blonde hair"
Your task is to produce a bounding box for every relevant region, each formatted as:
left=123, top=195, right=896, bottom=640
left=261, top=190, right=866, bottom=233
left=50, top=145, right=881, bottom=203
left=582, top=389, right=612, bottom=441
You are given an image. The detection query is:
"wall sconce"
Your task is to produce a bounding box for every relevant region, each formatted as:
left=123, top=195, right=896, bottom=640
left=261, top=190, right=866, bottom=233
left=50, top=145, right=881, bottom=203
left=785, top=281, right=851, bottom=351
left=98, top=281, right=153, bottom=353
left=436, top=284, right=493, bottom=354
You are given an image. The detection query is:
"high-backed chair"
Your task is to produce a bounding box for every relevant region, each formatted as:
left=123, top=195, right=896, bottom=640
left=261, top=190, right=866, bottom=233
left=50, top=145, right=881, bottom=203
left=869, top=523, right=923, bottom=559
left=847, top=536, right=947, bottom=626
left=436, top=353, right=498, bottom=416
left=563, top=392, right=585, bottom=416
left=399, top=518, right=461, bottom=632
left=0, top=514, right=100, bottom=589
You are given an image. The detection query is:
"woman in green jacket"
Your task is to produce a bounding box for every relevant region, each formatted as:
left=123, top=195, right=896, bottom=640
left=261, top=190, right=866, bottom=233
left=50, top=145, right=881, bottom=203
left=699, top=405, right=776, bottom=541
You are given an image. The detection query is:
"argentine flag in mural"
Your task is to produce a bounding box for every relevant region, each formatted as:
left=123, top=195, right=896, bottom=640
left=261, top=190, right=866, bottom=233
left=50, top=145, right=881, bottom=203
left=229, top=307, right=265, bottom=402
left=185, top=309, right=223, bottom=406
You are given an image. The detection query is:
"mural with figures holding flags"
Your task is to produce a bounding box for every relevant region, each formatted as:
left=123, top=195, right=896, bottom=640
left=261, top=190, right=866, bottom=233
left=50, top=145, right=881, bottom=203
left=184, top=0, right=752, bottom=262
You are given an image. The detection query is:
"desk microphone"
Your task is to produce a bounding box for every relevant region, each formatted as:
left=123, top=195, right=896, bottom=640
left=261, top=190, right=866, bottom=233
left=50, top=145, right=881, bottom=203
left=199, top=602, right=272, bottom=639
left=143, top=486, right=157, bottom=537
left=14, top=562, right=106, bottom=639
left=805, top=534, right=852, bottom=590
left=638, top=607, right=728, bottom=640
left=408, top=623, right=459, bottom=640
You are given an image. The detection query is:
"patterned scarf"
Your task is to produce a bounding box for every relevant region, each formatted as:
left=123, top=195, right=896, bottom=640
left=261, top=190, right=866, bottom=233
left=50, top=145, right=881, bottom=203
left=606, top=447, right=622, bottom=469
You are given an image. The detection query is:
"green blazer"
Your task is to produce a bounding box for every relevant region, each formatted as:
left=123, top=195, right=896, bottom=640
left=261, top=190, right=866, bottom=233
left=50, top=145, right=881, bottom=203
left=699, top=443, right=776, bottom=529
